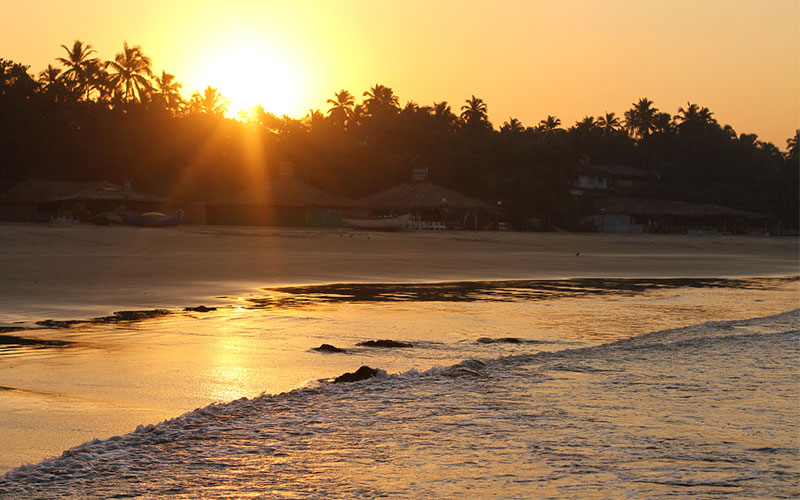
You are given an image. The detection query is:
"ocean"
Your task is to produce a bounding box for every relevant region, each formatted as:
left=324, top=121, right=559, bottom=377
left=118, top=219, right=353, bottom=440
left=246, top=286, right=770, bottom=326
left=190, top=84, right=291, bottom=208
left=0, top=277, right=798, bottom=498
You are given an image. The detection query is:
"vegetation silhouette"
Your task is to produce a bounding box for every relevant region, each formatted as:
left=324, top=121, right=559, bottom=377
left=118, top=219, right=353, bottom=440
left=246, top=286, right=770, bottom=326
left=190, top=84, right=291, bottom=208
left=0, top=40, right=797, bottom=229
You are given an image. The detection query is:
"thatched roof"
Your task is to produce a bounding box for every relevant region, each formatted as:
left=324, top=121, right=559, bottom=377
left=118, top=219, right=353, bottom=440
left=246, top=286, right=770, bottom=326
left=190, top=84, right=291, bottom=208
left=356, top=181, right=495, bottom=211
left=212, top=176, right=355, bottom=208
left=571, top=163, right=649, bottom=179
left=0, top=179, right=167, bottom=203
left=595, top=195, right=757, bottom=217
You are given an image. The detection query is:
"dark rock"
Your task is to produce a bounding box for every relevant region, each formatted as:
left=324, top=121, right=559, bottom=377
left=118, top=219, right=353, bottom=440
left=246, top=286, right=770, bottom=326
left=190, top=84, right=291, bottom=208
left=314, top=343, right=346, bottom=353
left=94, top=310, right=171, bottom=323
left=184, top=305, right=217, bottom=313
left=357, top=339, right=413, bottom=348
left=333, top=366, right=379, bottom=383
left=0, top=334, right=72, bottom=347
left=476, top=337, right=522, bottom=344
left=35, top=319, right=81, bottom=329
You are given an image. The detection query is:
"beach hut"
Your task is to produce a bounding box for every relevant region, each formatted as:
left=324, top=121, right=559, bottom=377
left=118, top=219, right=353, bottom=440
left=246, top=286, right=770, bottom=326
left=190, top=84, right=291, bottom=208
left=583, top=195, right=768, bottom=234
left=205, top=172, right=362, bottom=228
left=356, top=179, right=496, bottom=230
left=0, top=179, right=172, bottom=222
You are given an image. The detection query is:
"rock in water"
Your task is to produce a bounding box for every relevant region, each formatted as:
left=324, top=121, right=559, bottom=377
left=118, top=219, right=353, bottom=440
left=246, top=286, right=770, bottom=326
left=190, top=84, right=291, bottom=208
left=476, top=337, right=522, bottom=344
left=357, top=339, right=413, bottom=348
left=333, top=366, right=379, bottom=383
left=314, top=343, right=346, bottom=353
left=184, top=305, right=217, bottom=313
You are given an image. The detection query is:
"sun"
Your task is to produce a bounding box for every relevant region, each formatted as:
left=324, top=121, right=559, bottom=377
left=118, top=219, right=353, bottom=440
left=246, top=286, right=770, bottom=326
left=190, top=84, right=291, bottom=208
left=195, top=35, right=306, bottom=118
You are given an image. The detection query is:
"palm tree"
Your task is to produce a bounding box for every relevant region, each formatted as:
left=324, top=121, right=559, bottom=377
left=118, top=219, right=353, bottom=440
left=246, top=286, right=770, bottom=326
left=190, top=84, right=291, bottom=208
left=38, top=65, right=60, bottom=85
left=460, top=95, right=488, bottom=129
left=84, top=59, right=114, bottom=102
left=432, top=101, right=457, bottom=130
left=190, top=86, right=228, bottom=116
left=363, top=84, right=399, bottom=117
left=349, top=104, right=367, bottom=129
left=56, top=40, right=98, bottom=99
left=106, top=42, right=154, bottom=103
left=326, top=89, right=355, bottom=126
left=786, top=130, right=799, bottom=161
left=652, top=112, right=673, bottom=135
left=153, top=70, right=184, bottom=113
left=624, top=97, right=658, bottom=140
left=675, top=102, right=700, bottom=123
left=305, top=108, right=326, bottom=131
left=596, top=112, right=620, bottom=135
left=538, top=115, right=562, bottom=135
left=574, top=115, right=597, bottom=131
left=501, top=117, right=524, bottom=134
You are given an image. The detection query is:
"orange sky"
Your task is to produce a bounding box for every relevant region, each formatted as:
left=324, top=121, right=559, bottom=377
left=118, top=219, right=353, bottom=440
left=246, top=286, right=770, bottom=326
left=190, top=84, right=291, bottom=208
left=3, top=0, right=798, bottom=147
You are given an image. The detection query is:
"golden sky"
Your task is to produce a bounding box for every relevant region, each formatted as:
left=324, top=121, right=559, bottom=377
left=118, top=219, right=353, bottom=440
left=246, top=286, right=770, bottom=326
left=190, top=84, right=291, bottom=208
left=3, top=0, right=798, bottom=147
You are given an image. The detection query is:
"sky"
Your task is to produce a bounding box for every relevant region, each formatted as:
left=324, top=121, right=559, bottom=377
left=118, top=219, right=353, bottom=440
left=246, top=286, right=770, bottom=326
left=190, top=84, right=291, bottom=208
left=2, top=0, right=798, bottom=147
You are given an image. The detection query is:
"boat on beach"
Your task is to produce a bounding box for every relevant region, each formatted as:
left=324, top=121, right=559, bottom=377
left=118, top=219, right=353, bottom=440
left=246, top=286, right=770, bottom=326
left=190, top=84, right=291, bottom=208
left=122, top=209, right=184, bottom=227
left=341, top=213, right=410, bottom=231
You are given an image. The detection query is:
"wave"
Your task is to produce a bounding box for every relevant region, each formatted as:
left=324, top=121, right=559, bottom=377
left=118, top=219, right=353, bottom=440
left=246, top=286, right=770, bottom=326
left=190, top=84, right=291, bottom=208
left=2, top=309, right=798, bottom=498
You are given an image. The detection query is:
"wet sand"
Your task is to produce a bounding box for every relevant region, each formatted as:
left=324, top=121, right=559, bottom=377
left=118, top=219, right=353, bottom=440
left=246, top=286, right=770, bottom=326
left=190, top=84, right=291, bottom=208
left=0, top=223, right=797, bottom=324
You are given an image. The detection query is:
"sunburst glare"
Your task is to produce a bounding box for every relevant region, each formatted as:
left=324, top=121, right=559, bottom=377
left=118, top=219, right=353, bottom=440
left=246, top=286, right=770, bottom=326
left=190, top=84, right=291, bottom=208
left=193, top=34, right=306, bottom=118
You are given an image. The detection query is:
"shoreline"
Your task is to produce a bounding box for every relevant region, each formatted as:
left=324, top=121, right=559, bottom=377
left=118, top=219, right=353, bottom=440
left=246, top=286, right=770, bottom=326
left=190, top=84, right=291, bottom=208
left=1, top=223, right=797, bottom=324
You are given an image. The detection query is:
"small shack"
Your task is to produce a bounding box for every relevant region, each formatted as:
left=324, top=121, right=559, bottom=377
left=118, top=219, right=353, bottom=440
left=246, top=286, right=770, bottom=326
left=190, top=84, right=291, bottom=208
left=356, top=179, right=496, bottom=230
left=206, top=172, right=362, bottom=228
left=0, top=179, right=172, bottom=222
left=583, top=195, right=768, bottom=234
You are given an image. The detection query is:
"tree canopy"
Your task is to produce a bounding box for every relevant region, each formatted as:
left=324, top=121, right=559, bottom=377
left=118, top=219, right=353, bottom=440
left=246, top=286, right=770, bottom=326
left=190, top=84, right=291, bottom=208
left=0, top=42, right=797, bottom=230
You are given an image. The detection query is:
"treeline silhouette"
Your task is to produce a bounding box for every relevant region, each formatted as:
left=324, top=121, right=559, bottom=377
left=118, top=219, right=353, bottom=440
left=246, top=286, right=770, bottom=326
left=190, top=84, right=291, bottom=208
left=1, top=40, right=798, bottom=229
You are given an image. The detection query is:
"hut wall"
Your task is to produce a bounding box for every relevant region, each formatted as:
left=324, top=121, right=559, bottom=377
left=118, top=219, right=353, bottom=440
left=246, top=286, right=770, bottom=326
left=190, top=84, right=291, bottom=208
left=602, top=214, right=631, bottom=233
left=308, top=207, right=349, bottom=228
left=208, top=204, right=310, bottom=227
left=0, top=202, right=45, bottom=222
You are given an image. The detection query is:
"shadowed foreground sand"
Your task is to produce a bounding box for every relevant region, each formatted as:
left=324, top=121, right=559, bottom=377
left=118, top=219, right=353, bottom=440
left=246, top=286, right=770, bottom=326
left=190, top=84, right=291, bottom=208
left=0, top=223, right=797, bottom=324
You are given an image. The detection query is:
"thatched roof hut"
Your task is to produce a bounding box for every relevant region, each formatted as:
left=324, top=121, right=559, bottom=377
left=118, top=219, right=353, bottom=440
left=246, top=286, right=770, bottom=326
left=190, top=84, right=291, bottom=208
left=212, top=176, right=355, bottom=208
left=0, top=179, right=166, bottom=204
left=0, top=179, right=171, bottom=222
left=206, top=176, right=362, bottom=228
left=595, top=196, right=756, bottom=217
left=356, top=181, right=494, bottom=212
left=586, top=195, right=767, bottom=234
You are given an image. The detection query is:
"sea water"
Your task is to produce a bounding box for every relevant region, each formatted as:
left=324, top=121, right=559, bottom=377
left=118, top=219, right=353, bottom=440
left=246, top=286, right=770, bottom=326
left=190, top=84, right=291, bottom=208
left=0, top=277, right=798, bottom=498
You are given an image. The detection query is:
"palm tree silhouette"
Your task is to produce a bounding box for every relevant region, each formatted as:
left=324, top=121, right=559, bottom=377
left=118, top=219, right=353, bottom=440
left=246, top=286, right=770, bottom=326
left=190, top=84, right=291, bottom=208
left=305, top=109, right=326, bottom=131
left=432, top=101, right=457, bottom=131
left=56, top=40, right=98, bottom=100
left=501, top=117, right=524, bottom=133
left=190, top=86, right=229, bottom=116
left=538, top=115, right=562, bottom=135
left=363, top=84, right=399, bottom=117
left=460, top=95, right=488, bottom=129
left=326, top=89, right=354, bottom=126
left=154, top=70, right=184, bottom=113
left=624, top=98, right=658, bottom=140
left=786, top=130, right=799, bottom=161
left=596, top=112, right=620, bottom=135
left=106, top=42, right=154, bottom=103
left=574, top=115, right=597, bottom=131
left=38, top=65, right=61, bottom=86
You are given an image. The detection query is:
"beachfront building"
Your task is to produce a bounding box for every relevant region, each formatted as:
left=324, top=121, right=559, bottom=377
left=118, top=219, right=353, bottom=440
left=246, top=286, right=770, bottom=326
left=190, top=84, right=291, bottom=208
left=581, top=195, right=774, bottom=235
left=0, top=179, right=173, bottom=222
left=205, top=166, right=363, bottom=228
left=355, top=173, right=497, bottom=230
left=570, top=163, right=650, bottom=194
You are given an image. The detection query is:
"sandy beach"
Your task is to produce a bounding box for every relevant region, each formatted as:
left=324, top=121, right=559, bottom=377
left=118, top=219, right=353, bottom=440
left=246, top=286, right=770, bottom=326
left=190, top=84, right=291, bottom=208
left=0, top=223, right=797, bottom=324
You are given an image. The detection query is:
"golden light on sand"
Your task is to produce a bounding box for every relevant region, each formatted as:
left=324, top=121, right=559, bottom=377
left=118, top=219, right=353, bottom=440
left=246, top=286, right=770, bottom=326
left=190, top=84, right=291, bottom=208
left=192, top=33, right=307, bottom=118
